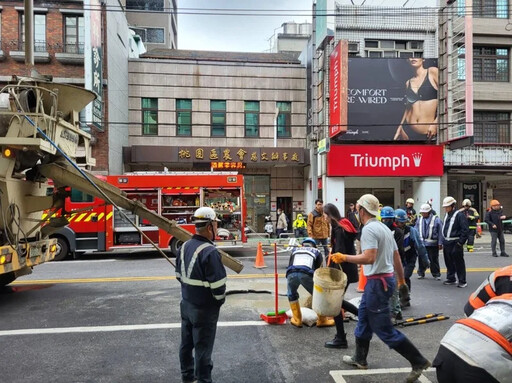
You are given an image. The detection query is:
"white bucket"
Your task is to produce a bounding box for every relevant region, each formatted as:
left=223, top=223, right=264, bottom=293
left=312, top=267, right=347, bottom=317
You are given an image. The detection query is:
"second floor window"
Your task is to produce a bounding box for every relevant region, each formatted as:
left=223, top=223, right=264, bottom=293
left=244, top=101, right=259, bottom=137
left=474, top=47, right=509, bottom=82
left=176, top=99, right=192, bottom=136
left=142, top=98, right=158, bottom=136
left=276, top=102, right=291, bottom=138
left=64, top=15, right=85, bottom=54
left=473, top=0, right=508, bottom=18
left=211, top=100, right=226, bottom=137
left=19, top=13, right=46, bottom=52
left=474, top=112, right=510, bottom=143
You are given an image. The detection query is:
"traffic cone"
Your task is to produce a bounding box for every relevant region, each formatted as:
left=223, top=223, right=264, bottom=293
left=254, top=242, right=267, bottom=269
left=356, top=265, right=367, bottom=292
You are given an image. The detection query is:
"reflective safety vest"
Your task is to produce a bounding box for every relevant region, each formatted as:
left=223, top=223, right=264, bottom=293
left=286, top=247, right=323, bottom=277
left=443, top=210, right=460, bottom=241
left=418, top=215, right=437, bottom=245
left=293, top=218, right=307, bottom=229
left=465, top=265, right=512, bottom=316
left=460, top=207, right=480, bottom=230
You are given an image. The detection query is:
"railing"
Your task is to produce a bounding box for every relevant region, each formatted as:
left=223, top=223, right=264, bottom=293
left=445, top=146, right=512, bottom=166
left=7, top=39, right=48, bottom=53
left=63, top=42, right=85, bottom=54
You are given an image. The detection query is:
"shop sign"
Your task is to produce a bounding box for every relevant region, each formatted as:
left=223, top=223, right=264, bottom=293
left=177, top=147, right=304, bottom=164
left=329, top=41, right=348, bottom=139
left=211, top=161, right=245, bottom=170
left=327, top=144, right=444, bottom=176
left=318, top=138, right=330, bottom=154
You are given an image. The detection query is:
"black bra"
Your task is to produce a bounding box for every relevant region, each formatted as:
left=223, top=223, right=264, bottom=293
left=404, top=68, right=437, bottom=105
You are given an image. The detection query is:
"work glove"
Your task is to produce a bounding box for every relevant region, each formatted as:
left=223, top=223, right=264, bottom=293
left=330, top=252, right=347, bottom=264
left=398, top=279, right=410, bottom=307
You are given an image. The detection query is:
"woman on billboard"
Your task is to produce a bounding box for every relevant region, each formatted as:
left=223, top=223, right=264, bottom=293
left=394, top=58, right=438, bottom=141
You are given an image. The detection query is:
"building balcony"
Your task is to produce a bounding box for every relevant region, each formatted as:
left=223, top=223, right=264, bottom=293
left=55, top=43, right=85, bottom=65
left=7, top=40, right=50, bottom=63
left=444, top=145, right=512, bottom=167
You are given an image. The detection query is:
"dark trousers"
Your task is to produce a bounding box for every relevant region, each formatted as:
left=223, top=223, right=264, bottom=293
left=443, top=241, right=466, bottom=284
left=286, top=271, right=313, bottom=301
left=434, top=345, right=499, bottom=383
left=403, top=251, right=417, bottom=290
left=315, top=238, right=329, bottom=259
left=333, top=284, right=359, bottom=336
left=490, top=231, right=506, bottom=256
left=420, top=246, right=441, bottom=277
left=294, top=228, right=307, bottom=238
left=467, top=229, right=476, bottom=249
left=180, top=300, right=220, bottom=383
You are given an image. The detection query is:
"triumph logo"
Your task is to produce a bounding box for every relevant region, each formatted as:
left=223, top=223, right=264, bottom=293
left=350, top=152, right=426, bottom=171
left=412, top=153, right=422, bottom=167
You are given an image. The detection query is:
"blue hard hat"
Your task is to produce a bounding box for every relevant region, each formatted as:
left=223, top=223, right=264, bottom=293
left=302, top=237, right=317, bottom=247
left=394, top=208, right=409, bottom=222
left=380, top=206, right=395, bottom=219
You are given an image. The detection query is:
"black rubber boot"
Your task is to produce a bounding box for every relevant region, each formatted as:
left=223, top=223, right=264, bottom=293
left=325, top=333, right=348, bottom=349
left=394, top=338, right=431, bottom=383
left=342, top=337, right=369, bottom=369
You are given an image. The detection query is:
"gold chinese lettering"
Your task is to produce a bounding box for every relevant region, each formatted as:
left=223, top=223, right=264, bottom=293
left=250, top=152, right=258, bottom=162
left=179, top=149, right=191, bottom=159
left=212, top=162, right=218, bottom=169
left=223, top=149, right=232, bottom=161
left=230, top=162, right=236, bottom=169
left=261, top=152, right=268, bottom=161
left=271, top=152, right=279, bottom=161
left=218, top=162, right=224, bottom=169
left=196, top=148, right=204, bottom=159
left=283, top=152, right=289, bottom=161
left=210, top=149, right=219, bottom=160
left=224, top=162, right=230, bottom=168
left=237, top=148, right=247, bottom=161
left=291, top=152, right=299, bottom=162
left=236, top=162, right=243, bottom=169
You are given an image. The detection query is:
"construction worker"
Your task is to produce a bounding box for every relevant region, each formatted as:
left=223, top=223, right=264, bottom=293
left=307, top=199, right=330, bottom=258
left=331, top=194, right=430, bottom=383
left=405, top=198, right=417, bottom=226
left=415, top=203, right=444, bottom=280
left=292, top=213, right=308, bottom=239
left=464, top=265, right=512, bottom=316
left=433, top=294, right=512, bottom=383
left=176, top=207, right=226, bottom=383
left=394, top=208, right=428, bottom=305
left=286, top=237, right=333, bottom=327
left=441, top=196, right=469, bottom=288
left=484, top=199, right=509, bottom=257
left=460, top=199, right=479, bottom=252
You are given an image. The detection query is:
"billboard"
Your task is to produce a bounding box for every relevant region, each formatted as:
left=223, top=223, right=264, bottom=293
left=329, top=41, right=348, bottom=139
left=335, top=58, right=438, bottom=142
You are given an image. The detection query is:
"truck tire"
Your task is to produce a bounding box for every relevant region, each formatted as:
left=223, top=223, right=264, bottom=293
left=0, top=272, right=16, bottom=287
left=170, top=238, right=183, bottom=256
left=53, top=237, right=70, bottom=261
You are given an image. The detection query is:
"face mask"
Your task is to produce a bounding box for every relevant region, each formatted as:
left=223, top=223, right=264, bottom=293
left=382, top=219, right=394, bottom=229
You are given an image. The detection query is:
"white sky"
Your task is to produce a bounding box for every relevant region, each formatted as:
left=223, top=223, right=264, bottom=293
left=177, top=0, right=438, bottom=52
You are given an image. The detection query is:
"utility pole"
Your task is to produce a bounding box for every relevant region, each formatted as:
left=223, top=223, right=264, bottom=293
left=24, top=0, right=34, bottom=69
left=310, top=1, right=318, bottom=209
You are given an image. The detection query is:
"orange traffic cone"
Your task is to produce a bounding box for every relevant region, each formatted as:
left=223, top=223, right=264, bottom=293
left=356, top=265, right=366, bottom=292
left=254, top=242, right=267, bottom=269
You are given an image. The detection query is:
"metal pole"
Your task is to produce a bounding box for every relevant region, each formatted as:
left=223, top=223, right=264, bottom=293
left=311, top=2, right=318, bottom=207
left=24, top=0, right=34, bottom=67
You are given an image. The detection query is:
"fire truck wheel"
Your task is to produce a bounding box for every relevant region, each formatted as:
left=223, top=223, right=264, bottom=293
left=0, top=272, right=16, bottom=287
left=53, top=237, right=70, bottom=261
left=170, top=238, right=183, bottom=257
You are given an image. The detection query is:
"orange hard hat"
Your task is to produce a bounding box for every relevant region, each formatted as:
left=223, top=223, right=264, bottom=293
left=491, top=199, right=500, bottom=206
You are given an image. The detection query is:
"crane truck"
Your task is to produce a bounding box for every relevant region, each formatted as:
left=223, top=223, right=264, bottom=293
left=0, top=75, right=243, bottom=288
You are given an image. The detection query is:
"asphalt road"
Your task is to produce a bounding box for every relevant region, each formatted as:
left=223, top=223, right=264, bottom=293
left=1, top=235, right=510, bottom=383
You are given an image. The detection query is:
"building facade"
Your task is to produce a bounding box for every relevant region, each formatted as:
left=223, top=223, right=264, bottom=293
left=126, top=50, right=307, bottom=231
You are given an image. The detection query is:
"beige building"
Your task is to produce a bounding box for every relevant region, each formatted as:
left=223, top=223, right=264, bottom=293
left=126, top=50, right=307, bottom=231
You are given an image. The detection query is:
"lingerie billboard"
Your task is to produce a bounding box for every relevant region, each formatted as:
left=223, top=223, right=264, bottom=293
left=336, top=58, right=439, bottom=142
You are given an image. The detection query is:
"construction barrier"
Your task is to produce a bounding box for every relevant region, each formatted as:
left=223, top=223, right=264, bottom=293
left=253, top=242, right=267, bottom=269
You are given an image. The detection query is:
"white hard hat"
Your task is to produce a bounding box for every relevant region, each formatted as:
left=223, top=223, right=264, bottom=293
left=357, top=194, right=380, bottom=216
left=442, top=196, right=457, bottom=207
left=406, top=198, right=415, bottom=204
left=192, top=207, right=220, bottom=225
left=462, top=199, right=472, bottom=207
left=419, top=203, right=432, bottom=213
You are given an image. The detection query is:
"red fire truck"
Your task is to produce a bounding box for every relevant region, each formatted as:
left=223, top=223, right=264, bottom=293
left=48, top=172, right=246, bottom=260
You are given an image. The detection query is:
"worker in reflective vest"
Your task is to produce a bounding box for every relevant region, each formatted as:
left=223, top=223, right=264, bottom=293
left=433, top=294, right=512, bottom=383
left=460, top=199, right=480, bottom=252
left=176, top=207, right=227, bottom=383
left=464, top=265, right=512, bottom=316
left=415, top=203, right=444, bottom=280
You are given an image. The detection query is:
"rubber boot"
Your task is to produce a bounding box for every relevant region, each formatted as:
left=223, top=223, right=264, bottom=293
left=342, top=337, right=369, bottom=369
left=289, top=300, right=302, bottom=327
left=316, top=315, right=335, bottom=327
left=325, top=314, right=348, bottom=348
left=394, top=338, right=431, bottom=383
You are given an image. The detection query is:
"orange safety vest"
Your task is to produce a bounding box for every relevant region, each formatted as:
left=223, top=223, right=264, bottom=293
left=467, top=265, right=512, bottom=313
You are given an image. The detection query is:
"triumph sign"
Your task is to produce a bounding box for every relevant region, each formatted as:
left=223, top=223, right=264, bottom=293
left=327, top=144, right=444, bottom=176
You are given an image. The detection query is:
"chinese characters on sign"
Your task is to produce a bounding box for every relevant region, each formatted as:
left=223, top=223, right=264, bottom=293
left=211, top=162, right=245, bottom=169
left=176, top=147, right=303, bottom=163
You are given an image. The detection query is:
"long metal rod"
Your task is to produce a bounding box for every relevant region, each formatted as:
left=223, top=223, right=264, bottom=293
left=24, top=0, right=34, bottom=67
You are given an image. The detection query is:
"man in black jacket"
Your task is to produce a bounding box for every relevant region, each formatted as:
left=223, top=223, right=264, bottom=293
left=441, top=196, right=469, bottom=288
left=484, top=199, right=509, bottom=257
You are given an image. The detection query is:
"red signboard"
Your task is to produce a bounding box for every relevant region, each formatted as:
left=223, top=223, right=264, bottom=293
left=327, top=144, right=444, bottom=177
left=329, top=41, right=348, bottom=139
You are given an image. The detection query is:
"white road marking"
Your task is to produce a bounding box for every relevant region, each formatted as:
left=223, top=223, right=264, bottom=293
left=330, top=367, right=435, bottom=383
left=0, top=320, right=270, bottom=337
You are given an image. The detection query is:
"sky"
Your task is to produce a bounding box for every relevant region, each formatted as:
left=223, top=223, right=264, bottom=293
left=177, top=0, right=438, bottom=53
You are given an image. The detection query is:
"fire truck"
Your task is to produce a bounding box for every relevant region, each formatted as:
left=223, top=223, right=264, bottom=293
left=48, top=172, right=247, bottom=260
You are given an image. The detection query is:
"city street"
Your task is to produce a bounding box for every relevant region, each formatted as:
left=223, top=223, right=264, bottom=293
left=1, top=234, right=511, bottom=383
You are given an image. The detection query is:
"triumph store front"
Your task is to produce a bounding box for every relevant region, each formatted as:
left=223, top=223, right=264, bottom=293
left=324, top=144, right=445, bottom=214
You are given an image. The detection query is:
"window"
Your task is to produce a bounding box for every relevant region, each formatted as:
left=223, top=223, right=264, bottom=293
left=365, top=40, right=379, bottom=48
left=276, top=102, right=291, bottom=138
left=64, top=15, right=85, bottom=54
left=210, top=100, right=226, bottom=137
left=130, top=27, right=165, bottom=44
left=244, top=101, right=259, bottom=137
left=19, top=13, right=46, bottom=52
left=126, top=0, right=164, bottom=11
left=474, top=47, right=509, bottom=82
left=176, top=99, right=192, bottom=136
left=141, top=98, right=158, bottom=136
left=474, top=112, right=510, bottom=143
left=70, top=189, right=94, bottom=203
left=473, top=0, right=508, bottom=18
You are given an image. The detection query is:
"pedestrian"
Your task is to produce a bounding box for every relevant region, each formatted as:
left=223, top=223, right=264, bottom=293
left=404, top=198, right=417, bottom=226
left=307, top=199, right=330, bottom=258
left=292, top=213, right=308, bottom=239
left=276, top=208, right=288, bottom=238
left=286, top=237, right=326, bottom=327
left=464, top=264, right=512, bottom=316
left=347, top=203, right=361, bottom=231
left=330, top=194, right=430, bottom=383
left=322, top=203, right=359, bottom=347
left=460, top=199, right=480, bottom=252
left=433, top=294, right=512, bottom=383
left=484, top=199, right=509, bottom=257
left=264, top=215, right=274, bottom=238
left=441, top=196, right=469, bottom=288
left=175, top=207, right=227, bottom=383
left=394, top=208, right=428, bottom=306
left=415, top=203, right=443, bottom=280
